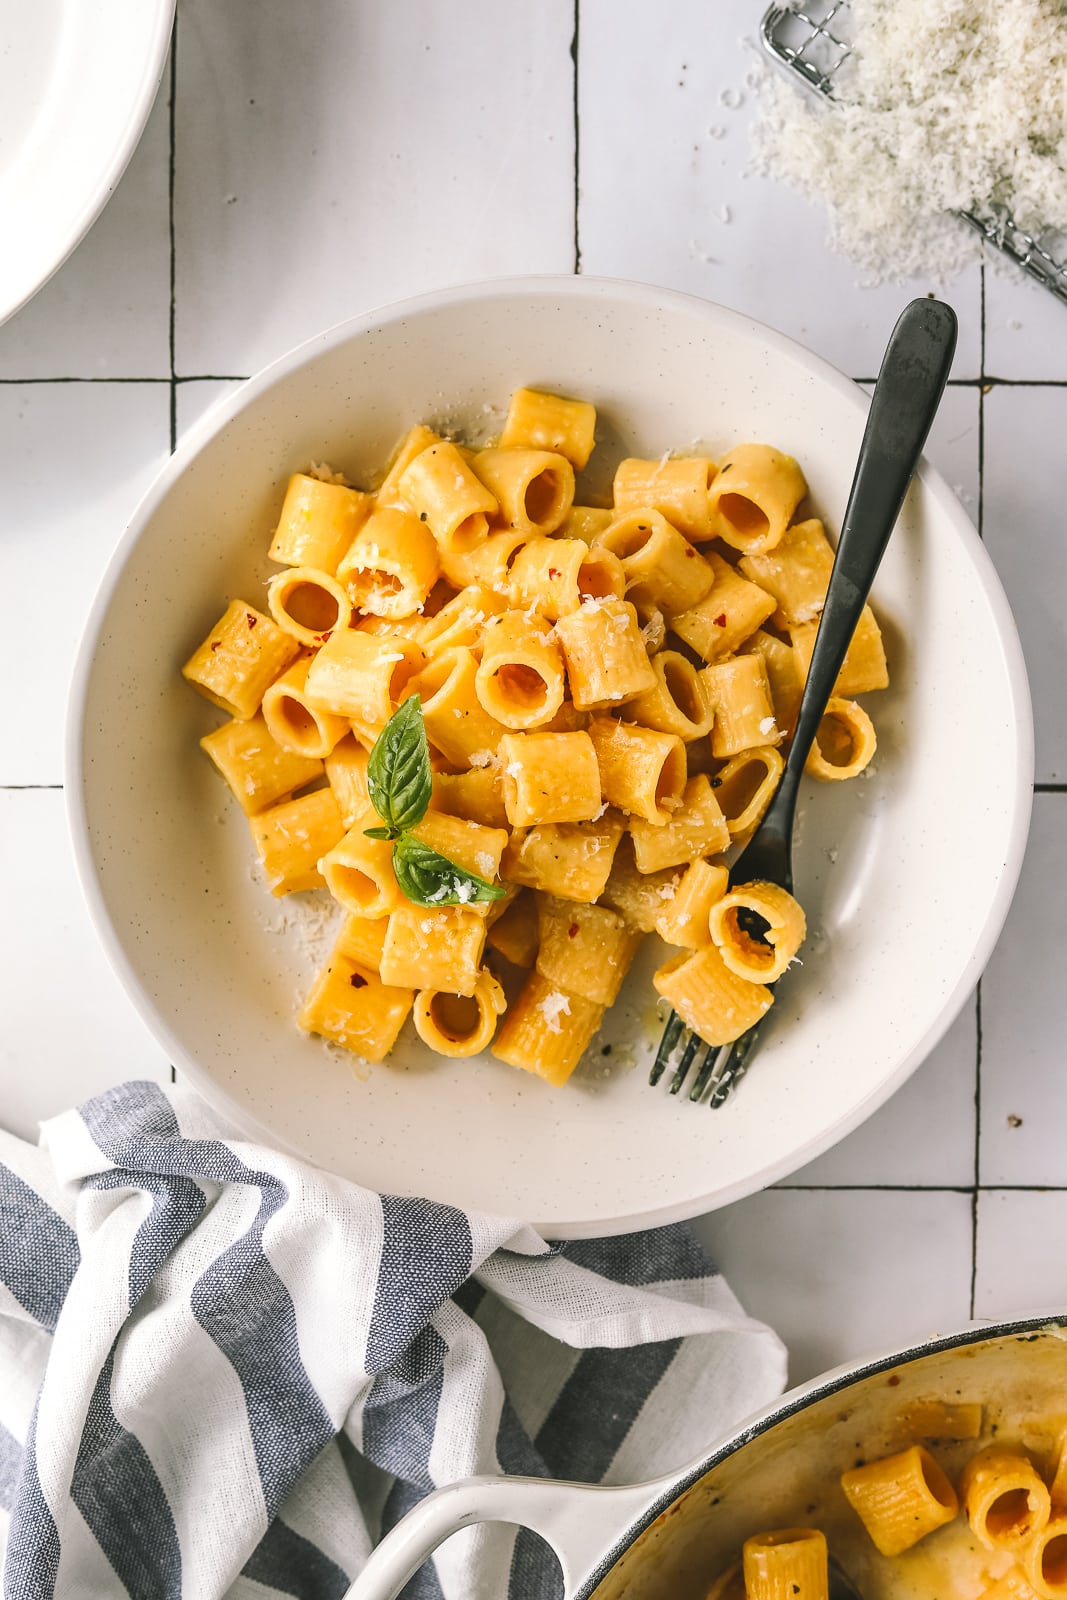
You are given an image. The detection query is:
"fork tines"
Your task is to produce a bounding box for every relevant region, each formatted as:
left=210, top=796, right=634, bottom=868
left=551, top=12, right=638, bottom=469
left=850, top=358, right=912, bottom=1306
left=649, top=1012, right=764, bottom=1107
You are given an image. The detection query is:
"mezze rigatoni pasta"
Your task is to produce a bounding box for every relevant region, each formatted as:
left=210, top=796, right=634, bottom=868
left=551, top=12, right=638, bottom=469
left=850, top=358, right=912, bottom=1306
left=181, top=385, right=889, bottom=1086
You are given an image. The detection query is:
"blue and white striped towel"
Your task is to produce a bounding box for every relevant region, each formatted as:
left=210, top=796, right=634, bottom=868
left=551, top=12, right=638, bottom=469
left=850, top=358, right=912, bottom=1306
left=0, top=1079, right=786, bottom=1600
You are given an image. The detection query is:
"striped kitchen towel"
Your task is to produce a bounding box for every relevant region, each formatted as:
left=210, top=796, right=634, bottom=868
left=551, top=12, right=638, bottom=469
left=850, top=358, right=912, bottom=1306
left=0, top=1079, right=786, bottom=1600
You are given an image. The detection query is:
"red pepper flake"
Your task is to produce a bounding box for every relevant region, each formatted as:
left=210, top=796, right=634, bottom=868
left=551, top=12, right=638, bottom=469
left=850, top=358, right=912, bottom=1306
left=568, top=923, right=579, bottom=938
left=246, top=612, right=258, bottom=629
left=349, top=972, right=367, bottom=989
left=210, top=640, right=222, bottom=652
left=714, top=612, right=727, bottom=627
left=548, top=568, right=561, bottom=580
left=684, top=546, right=695, bottom=558
left=314, top=631, right=332, bottom=643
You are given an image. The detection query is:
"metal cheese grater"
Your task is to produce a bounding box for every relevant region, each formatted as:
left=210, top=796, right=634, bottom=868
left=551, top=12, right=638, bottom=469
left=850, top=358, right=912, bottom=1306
left=760, top=1, right=1067, bottom=307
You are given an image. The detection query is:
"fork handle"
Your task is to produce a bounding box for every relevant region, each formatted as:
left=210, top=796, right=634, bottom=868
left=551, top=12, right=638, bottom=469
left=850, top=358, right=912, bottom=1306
left=778, top=298, right=957, bottom=824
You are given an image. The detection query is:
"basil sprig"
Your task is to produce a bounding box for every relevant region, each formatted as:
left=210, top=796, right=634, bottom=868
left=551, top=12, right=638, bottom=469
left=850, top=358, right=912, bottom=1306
left=364, top=698, right=505, bottom=907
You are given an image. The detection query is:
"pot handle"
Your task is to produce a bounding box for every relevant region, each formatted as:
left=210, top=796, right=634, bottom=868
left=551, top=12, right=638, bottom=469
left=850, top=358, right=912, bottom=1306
left=340, top=1473, right=663, bottom=1600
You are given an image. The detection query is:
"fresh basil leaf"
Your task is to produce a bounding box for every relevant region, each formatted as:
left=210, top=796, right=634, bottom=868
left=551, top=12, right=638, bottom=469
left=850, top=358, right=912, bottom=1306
left=366, top=695, right=432, bottom=837
left=392, top=834, right=506, bottom=907
left=362, top=825, right=394, bottom=841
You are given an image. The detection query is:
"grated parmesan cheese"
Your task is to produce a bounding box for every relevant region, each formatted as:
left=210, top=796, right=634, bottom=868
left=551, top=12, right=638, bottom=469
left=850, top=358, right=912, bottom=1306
left=751, top=0, right=1067, bottom=284
left=536, top=990, right=572, bottom=1034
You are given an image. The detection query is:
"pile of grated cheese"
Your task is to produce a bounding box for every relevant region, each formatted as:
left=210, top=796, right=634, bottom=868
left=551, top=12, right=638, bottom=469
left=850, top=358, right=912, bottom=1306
left=751, top=0, right=1067, bottom=283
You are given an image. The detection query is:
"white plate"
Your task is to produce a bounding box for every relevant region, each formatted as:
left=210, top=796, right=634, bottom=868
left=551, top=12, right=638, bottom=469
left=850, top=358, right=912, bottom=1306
left=67, top=278, right=1032, bottom=1237
left=0, top=0, right=173, bottom=327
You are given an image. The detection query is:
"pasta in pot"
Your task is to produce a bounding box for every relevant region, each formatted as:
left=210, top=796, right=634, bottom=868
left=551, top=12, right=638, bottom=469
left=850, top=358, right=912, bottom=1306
left=181, top=385, right=890, bottom=1080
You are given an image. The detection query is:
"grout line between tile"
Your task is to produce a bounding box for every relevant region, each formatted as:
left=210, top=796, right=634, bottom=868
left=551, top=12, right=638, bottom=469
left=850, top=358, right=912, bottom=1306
left=773, top=1184, right=1067, bottom=1193
left=571, top=0, right=581, bottom=273
left=168, top=21, right=178, bottom=453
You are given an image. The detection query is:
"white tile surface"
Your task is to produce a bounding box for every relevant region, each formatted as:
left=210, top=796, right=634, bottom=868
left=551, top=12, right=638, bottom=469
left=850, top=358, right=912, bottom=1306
left=0, top=6, right=1064, bottom=1407
left=693, top=1189, right=974, bottom=1385
left=174, top=0, right=576, bottom=375
left=0, top=790, right=171, bottom=1143
left=973, top=1190, right=1067, bottom=1321
left=980, top=795, right=1067, bottom=1187
left=982, top=385, right=1067, bottom=784
left=0, top=80, right=172, bottom=380
left=577, top=0, right=983, bottom=380
left=0, top=383, right=170, bottom=786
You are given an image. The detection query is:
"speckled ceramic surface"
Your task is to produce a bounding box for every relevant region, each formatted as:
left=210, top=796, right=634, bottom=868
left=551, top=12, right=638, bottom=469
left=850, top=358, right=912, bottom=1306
left=67, top=278, right=1032, bottom=1236
left=0, top=0, right=174, bottom=326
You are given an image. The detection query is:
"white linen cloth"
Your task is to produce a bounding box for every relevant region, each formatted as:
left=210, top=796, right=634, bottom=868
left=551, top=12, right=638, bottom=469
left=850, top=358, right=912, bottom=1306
left=0, top=1080, right=786, bottom=1600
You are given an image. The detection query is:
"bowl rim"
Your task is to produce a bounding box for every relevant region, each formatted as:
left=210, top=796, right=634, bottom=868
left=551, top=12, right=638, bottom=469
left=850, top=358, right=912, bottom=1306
left=0, top=0, right=176, bottom=328
left=65, top=274, right=1034, bottom=1228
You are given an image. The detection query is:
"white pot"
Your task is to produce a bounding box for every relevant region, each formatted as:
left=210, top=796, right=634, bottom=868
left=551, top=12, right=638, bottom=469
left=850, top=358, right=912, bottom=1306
left=344, top=1312, right=1067, bottom=1599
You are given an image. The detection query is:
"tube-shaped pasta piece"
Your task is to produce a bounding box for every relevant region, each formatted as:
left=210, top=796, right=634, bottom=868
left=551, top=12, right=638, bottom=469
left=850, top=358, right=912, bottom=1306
left=622, top=650, right=715, bottom=740
left=554, top=599, right=657, bottom=710
left=742, top=1529, right=828, bottom=1600
left=336, top=507, right=440, bottom=619
left=200, top=714, right=323, bottom=816
left=713, top=747, right=785, bottom=840
left=320, top=825, right=400, bottom=919
left=334, top=913, right=387, bottom=970
left=486, top=888, right=540, bottom=966
left=500, top=730, right=602, bottom=826
left=981, top=1570, right=1046, bottom=1600
left=672, top=554, right=777, bottom=663
left=707, top=443, right=807, bottom=555
left=535, top=896, right=643, bottom=1005
left=704, top=1562, right=746, bottom=1600
left=262, top=655, right=349, bottom=760
left=653, top=944, right=773, bottom=1046
left=709, top=880, right=806, bottom=983
left=805, top=698, right=877, bottom=782
left=475, top=610, right=566, bottom=729
left=430, top=767, right=509, bottom=829
left=380, top=904, right=487, bottom=996
left=703, top=655, right=781, bottom=760
left=508, top=537, right=623, bottom=619
left=630, top=775, right=730, bottom=872
left=408, top=811, right=508, bottom=889
left=594, top=509, right=715, bottom=616
left=491, top=970, right=604, bottom=1086
left=304, top=630, right=424, bottom=726
left=267, top=566, right=353, bottom=646
left=413, top=971, right=507, bottom=1057
left=897, top=1400, right=983, bottom=1441
left=501, top=813, right=626, bottom=902
left=792, top=605, right=889, bottom=695
left=298, top=949, right=413, bottom=1062
left=1023, top=1514, right=1067, bottom=1599
left=1050, top=1427, right=1067, bottom=1509
left=841, top=1445, right=960, bottom=1557
left=469, top=447, right=575, bottom=536
left=961, top=1447, right=1051, bottom=1551
left=415, top=584, right=506, bottom=656
left=182, top=600, right=300, bottom=720
left=406, top=647, right=509, bottom=767
left=397, top=441, right=498, bottom=554
left=324, top=735, right=371, bottom=829
left=587, top=717, right=687, bottom=825
left=248, top=789, right=345, bottom=896
left=739, top=518, right=835, bottom=626
left=599, top=841, right=684, bottom=931
left=376, top=424, right=442, bottom=506
left=269, top=474, right=371, bottom=570
left=499, top=386, right=597, bottom=469
left=439, top=527, right=528, bottom=593
left=612, top=456, right=716, bottom=541
left=740, top=630, right=804, bottom=734
left=654, top=859, right=728, bottom=949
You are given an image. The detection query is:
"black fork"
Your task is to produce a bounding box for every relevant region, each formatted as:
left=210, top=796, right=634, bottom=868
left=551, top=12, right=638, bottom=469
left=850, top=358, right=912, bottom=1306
left=651, top=296, right=958, bottom=1105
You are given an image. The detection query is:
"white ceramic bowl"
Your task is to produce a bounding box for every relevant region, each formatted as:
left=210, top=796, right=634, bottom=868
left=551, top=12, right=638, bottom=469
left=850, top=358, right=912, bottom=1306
left=68, top=277, right=1032, bottom=1236
left=0, top=0, right=174, bottom=326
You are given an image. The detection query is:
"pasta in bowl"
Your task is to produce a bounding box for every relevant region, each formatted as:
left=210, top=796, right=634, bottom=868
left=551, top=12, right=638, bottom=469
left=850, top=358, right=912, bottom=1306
left=68, top=277, right=1030, bottom=1234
